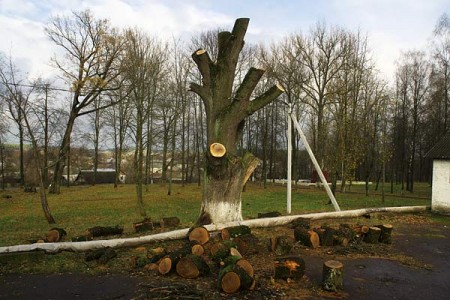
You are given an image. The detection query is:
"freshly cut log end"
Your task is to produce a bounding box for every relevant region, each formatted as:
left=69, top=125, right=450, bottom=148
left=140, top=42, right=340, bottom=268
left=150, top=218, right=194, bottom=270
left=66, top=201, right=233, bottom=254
left=188, top=226, right=210, bottom=245
left=191, top=244, right=205, bottom=256
left=221, top=272, right=241, bottom=294
left=209, top=142, right=226, bottom=158
left=176, top=255, right=210, bottom=279
left=236, top=259, right=254, bottom=278
left=195, top=49, right=206, bottom=56
left=219, top=264, right=254, bottom=294
left=158, top=257, right=173, bottom=275
left=322, top=260, right=344, bottom=291
left=46, top=228, right=67, bottom=243
left=176, top=257, right=200, bottom=279
left=294, top=227, right=320, bottom=248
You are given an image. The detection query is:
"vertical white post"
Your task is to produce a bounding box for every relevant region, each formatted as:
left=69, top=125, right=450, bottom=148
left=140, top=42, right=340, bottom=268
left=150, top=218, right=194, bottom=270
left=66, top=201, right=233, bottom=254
left=287, top=104, right=292, bottom=214
left=290, top=112, right=341, bottom=211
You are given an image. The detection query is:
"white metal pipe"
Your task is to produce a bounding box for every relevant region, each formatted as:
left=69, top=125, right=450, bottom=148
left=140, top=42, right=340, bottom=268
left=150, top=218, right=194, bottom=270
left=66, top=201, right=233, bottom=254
left=287, top=105, right=292, bottom=214
left=289, top=112, right=341, bottom=211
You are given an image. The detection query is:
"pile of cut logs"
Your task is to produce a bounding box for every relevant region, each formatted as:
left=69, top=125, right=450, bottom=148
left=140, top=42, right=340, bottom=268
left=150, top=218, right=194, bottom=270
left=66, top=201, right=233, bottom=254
left=132, top=225, right=257, bottom=294
left=290, top=217, right=393, bottom=249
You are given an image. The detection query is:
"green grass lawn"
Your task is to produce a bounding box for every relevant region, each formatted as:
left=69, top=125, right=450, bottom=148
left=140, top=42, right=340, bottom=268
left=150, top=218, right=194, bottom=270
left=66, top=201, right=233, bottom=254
left=0, top=182, right=431, bottom=247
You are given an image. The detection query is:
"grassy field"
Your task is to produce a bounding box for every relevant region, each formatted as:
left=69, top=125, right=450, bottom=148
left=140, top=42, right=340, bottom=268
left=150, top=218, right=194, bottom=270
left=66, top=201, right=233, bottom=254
left=0, top=182, right=431, bottom=247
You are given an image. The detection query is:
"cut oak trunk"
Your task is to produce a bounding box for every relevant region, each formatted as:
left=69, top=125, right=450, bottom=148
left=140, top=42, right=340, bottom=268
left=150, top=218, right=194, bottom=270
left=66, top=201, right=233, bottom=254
left=190, top=18, right=284, bottom=225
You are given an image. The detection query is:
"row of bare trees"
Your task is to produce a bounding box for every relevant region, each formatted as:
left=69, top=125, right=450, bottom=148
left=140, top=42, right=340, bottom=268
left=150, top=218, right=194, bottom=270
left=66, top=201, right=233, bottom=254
left=1, top=11, right=449, bottom=222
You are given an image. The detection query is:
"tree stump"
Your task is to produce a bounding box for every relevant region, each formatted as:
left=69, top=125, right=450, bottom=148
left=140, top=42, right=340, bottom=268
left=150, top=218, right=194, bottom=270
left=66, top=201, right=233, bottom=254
left=274, top=256, right=305, bottom=279
left=376, top=224, right=393, bottom=244
left=294, top=227, right=320, bottom=248
left=364, top=226, right=382, bottom=244
left=176, top=254, right=210, bottom=279
left=314, top=227, right=334, bottom=246
left=268, top=236, right=294, bottom=256
left=221, top=225, right=251, bottom=240
left=188, top=226, right=210, bottom=245
left=322, top=260, right=344, bottom=291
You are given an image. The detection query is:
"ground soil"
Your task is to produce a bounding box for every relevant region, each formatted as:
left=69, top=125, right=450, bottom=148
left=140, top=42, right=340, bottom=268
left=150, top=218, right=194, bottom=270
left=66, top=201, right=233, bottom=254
left=0, top=212, right=449, bottom=299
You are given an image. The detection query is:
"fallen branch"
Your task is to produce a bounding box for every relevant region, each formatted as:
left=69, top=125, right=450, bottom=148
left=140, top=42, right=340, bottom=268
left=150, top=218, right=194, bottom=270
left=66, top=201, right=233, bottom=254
left=0, top=206, right=429, bottom=254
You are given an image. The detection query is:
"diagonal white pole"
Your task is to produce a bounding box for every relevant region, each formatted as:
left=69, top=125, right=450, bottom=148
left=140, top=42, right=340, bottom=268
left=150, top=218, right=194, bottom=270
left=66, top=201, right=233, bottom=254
left=289, top=112, right=341, bottom=211
left=287, top=104, right=292, bottom=214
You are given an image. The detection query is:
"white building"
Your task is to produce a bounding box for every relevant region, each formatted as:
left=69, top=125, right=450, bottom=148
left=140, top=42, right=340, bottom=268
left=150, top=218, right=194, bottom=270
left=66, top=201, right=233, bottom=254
left=426, top=135, right=450, bottom=213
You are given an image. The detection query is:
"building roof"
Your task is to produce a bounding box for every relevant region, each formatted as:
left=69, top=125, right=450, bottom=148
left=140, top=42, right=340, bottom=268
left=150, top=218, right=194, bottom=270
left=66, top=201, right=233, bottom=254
left=425, top=134, right=450, bottom=159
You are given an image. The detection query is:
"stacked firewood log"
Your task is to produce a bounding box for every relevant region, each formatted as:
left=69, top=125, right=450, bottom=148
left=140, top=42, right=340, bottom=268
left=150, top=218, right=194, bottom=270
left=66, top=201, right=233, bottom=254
left=290, top=217, right=394, bottom=247
left=132, top=225, right=257, bottom=294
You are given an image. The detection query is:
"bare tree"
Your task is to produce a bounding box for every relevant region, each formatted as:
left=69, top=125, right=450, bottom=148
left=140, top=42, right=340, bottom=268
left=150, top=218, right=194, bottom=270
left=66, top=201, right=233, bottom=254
left=292, top=23, right=349, bottom=166
left=432, top=13, right=450, bottom=135
left=0, top=55, right=56, bottom=223
left=45, top=10, right=125, bottom=193
left=124, top=28, right=167, bottom=217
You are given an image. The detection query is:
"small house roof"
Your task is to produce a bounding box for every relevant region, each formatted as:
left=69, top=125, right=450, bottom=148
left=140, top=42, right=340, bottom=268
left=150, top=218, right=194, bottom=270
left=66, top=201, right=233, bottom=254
left=425, top=134, right=450, bottom=159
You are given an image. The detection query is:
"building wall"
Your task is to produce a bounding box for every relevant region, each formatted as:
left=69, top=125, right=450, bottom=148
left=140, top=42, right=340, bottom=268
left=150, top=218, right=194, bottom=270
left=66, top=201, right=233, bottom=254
left=432, top=159, right=450, bottom=213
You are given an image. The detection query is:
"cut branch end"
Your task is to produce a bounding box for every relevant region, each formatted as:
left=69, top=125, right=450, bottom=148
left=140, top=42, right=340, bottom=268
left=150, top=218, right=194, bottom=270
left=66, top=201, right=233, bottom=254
left=210, top=143, right=227, bottom=158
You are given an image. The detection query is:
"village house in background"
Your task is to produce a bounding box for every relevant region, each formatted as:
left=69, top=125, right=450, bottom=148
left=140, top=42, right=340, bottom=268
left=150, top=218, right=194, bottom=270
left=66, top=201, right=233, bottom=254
left=426, top=134, right=450, bottom=213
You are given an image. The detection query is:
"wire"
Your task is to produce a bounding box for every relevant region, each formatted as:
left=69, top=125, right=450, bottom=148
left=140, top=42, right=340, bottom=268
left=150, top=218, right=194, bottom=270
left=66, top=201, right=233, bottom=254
left=0, top=81, right=73, bottom=93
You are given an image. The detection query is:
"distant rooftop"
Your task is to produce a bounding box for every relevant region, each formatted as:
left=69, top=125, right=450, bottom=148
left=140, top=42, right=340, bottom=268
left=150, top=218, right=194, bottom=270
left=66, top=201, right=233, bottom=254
left=426, top=134, right=450, bottom=159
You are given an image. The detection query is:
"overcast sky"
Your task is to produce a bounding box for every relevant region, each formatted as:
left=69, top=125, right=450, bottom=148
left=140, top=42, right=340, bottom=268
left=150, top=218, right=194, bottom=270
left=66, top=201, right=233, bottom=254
left=1, top=0, right=449, bottom=83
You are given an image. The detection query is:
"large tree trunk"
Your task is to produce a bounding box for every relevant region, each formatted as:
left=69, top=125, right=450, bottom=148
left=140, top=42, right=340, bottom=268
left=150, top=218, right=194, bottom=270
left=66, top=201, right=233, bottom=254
left=190, top=18, right=284, bottom=224
left=198, top=153, right=260, bottom=224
